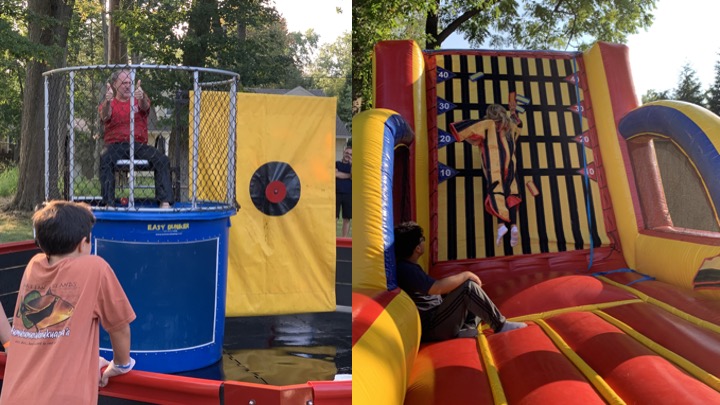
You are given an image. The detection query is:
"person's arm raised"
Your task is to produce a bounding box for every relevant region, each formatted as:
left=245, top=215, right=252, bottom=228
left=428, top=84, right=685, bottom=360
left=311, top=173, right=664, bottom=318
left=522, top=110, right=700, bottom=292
left=428, top=271, right=481, bottom=295
left=135, top=80, right=151, bottom=112
left=100, top=83, right=114, bottom=122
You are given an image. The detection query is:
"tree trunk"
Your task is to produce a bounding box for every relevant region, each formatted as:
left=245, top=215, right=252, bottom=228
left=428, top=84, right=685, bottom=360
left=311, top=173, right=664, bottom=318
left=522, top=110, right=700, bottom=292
left=237, top=20, right=247, bottom=43
left=9, top=0, right=75, bottom=211
left=108, top=0, right=128, bottom=64
left=427, top=1, right=497, bottom=49
left=102, top=1, right=109, bottom=63
left=425, top=5, right=440, bottom=50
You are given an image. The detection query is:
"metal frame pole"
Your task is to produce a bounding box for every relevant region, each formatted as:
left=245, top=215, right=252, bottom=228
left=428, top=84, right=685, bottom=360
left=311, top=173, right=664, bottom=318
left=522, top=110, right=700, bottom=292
left=226, top=77, right=237, bottom=206
left=191, top=70, right=200, bottom=209
left=68, top=71, right=76, bottom=201
left=128, top=68, right=136, bottom=208
left=44, top=76, right=50, bottom=201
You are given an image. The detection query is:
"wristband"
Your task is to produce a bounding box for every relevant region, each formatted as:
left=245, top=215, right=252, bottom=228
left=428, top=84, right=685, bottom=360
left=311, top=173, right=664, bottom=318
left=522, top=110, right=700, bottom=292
left=114, top=360, right=132, bottom=369
left=2, top=341, right=10, bottom=348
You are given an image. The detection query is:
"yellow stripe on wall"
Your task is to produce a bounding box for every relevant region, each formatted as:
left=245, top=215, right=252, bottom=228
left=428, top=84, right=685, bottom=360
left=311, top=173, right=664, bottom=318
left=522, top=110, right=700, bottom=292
left=410, top=42, right=430, bottom=271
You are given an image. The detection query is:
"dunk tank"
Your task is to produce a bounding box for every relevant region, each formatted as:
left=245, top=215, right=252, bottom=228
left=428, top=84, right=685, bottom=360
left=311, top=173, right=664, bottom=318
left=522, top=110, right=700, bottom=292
left=0, top=65, right=350, bottom=403
left=41, top=65, right=240, bottom=373
left=353, top=41, right=720, bottom=404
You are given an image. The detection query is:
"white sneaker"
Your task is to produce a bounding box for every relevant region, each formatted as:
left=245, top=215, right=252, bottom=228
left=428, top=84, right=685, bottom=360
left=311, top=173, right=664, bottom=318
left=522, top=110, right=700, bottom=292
left=497, top=321, right=527, bottom=333
left=510, top=225, right=519, bottom=247
left=495, top=224, right=508, bottom=246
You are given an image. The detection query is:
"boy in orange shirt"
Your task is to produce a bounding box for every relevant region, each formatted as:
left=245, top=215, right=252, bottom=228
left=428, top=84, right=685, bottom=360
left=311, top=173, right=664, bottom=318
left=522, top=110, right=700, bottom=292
left=0, top=302, right=10, bottom=351
left=0, top=201, right=136, bottom=404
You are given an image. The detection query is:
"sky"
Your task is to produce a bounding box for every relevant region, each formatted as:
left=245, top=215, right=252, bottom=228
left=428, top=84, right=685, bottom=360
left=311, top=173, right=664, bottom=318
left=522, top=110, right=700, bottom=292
left=272, top=0, right=351, bottom=46
left=441, top=0, right=720, bottom=101
left=625, top=0, right=719, bottom=98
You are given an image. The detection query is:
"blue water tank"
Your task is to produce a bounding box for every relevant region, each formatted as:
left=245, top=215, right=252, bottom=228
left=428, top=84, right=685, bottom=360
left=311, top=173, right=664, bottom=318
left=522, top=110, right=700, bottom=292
left=92, top=207, right=235, bottom=373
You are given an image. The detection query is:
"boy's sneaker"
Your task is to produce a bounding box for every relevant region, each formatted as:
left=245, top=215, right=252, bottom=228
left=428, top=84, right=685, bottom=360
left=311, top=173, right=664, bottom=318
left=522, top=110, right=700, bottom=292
left=497, top=321, right=527, bottom=333
left=457, top=328, right=479, bottom=338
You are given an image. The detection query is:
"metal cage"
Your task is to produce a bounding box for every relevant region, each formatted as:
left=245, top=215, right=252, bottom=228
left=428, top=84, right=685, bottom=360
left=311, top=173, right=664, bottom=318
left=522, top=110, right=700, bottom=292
left=42, top=65, right=239, bottom=212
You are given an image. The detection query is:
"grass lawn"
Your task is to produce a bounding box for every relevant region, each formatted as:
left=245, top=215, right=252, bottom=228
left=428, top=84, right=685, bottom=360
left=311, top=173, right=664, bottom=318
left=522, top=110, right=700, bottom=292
left=336, top=217, right=352, bottom=238
left=0, top=197, right=34, bottom=243
left=0, top=165, right=34, bottom=243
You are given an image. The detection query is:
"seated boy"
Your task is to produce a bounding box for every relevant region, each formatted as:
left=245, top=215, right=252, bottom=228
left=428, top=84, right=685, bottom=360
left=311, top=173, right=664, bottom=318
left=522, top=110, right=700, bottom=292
left=394, top=221, right=526, bottom=341
left=0, top=201, right=136, bottom=404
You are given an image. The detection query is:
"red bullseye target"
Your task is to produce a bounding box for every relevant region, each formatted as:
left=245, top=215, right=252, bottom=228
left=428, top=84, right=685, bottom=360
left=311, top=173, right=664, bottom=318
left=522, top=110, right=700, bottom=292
left=249, top=162, right=300, bottom=216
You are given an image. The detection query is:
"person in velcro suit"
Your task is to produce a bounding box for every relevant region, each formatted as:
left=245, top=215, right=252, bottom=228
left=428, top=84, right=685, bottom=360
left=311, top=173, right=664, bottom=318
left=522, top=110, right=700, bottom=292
left=450, top=100, right=525, bottom=247
left=394, top=221, right=526, bottom=341
left=99, top=69, right=173, bottom=208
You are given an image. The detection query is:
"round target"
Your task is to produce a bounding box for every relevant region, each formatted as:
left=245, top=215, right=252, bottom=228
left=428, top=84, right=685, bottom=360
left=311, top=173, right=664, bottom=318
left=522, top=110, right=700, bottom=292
left=249, top=162, right=301, bottom=216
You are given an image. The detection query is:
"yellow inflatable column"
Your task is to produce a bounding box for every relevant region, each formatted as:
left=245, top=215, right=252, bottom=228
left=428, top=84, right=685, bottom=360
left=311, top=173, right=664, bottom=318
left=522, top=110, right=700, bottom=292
left=583, top=42, right=640, bottom=267
left=352, top=109, right=414, bottom=290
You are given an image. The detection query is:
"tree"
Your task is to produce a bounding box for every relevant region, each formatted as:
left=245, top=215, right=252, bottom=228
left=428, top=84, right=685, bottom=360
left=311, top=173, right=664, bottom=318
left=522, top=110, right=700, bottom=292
left=3, top=0, right=328, bottom=209
left=0, top=56, right=24, bottom=162
left=288, top=29, right=320, bottom=75
left=67, top=0, right=105, bottom=67
left=0, top=0, right=35, bottom=162
left=641, top=89, right=671, bottom=104
left=352, top=0, right=430, bottom=113
left=427, top=0, right=656, bottom=50
left=182, top=0, right=223, bottom=68
left=112, top=0, right=188, bottom=65
left=309, top=32, right=351, bottom=124
left=674, top=64, right=705, bottom=106
left=352, top=0, right=657, bottom=112
left=706, top=57, right=720, bottom=115
left=10, top=0, right=76, bottom=211
left=114, top=0, right=307, bottom=88
left=229, top=19, right=309, bottom=88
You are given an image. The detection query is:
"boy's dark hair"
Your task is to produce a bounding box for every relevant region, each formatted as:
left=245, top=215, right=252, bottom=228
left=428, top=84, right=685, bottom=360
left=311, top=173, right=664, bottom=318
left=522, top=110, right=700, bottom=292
left=394, top=221, right=424, bottom=260
left=33, top=201, right=96, bottom=256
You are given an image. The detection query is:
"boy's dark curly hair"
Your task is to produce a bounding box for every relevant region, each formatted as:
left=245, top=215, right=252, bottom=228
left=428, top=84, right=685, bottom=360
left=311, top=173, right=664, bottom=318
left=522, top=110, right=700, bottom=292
left=33, top=200, right=96, bottom=256
left=394, top=221, right=423, bottom=260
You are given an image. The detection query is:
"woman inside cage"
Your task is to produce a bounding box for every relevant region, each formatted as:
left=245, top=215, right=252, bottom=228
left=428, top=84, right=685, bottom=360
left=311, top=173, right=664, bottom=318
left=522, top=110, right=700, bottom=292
left=98, top=69, right=173, bottom=208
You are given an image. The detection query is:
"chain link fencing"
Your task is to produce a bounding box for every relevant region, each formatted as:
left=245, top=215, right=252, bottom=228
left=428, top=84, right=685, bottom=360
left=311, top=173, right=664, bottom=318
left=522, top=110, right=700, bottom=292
left=42, top=65, right=239, bottom=211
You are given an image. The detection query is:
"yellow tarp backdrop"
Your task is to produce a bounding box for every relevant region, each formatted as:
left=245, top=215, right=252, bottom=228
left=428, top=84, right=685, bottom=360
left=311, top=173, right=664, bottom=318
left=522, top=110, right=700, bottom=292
left=219, top=93, right=337, bottom=316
